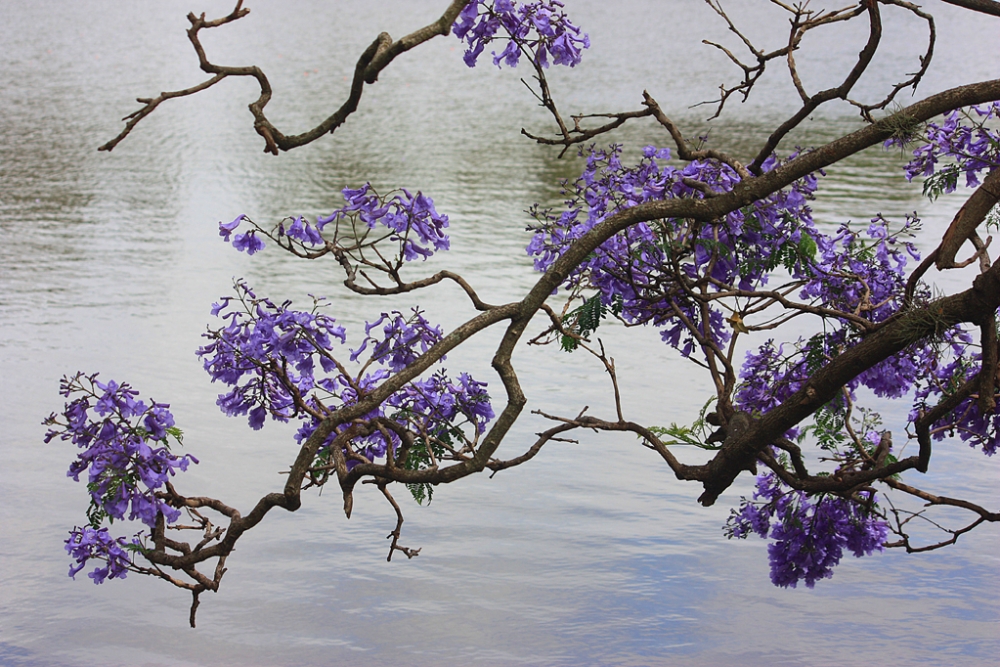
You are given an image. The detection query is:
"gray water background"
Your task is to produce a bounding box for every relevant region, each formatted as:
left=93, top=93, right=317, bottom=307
left=1, top=1, right=998, bottom=665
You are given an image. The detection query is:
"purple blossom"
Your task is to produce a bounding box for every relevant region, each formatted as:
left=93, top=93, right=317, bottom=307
left=316, top=184, right=450, bottom=262
left=197, top=281, right=348, bottom=428
left=890, top=102, right=1000, bottom=190
left=727, top=473, right=887, bottom=588
left=219, top=214, right=245, bottom=241
left=526, top=144, right=822, bottom=358
left=350, top=308, right=444, bottom=372
left=231, top=231, right=265, bottom=255
left=44, top=373, right=195, bottom=530
left=454, top=0, right=589, bottom=69
left=65, top=526, right=138, bottom=584
left=199, top=282, right=495, bottom=471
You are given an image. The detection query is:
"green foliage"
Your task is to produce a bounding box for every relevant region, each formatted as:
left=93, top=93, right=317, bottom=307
left=922, top=165, right=960, bottom=201
left=798, top=401, right=848, bottom=452
left=802, top=332, right=837, bottom=374
left=560, top=293, right=621, bottom=352
left=985, top=203, right=1000, bottom=232
left=646, top=396, right=719, bottom=450
left=403, top=428, right=457, bottom=505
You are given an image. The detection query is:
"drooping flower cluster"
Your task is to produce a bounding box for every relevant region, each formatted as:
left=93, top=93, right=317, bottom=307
left=727, top=472, right=887, bottom=588
left=44, top=373, right=196, bottom=583
left=891, top=101, right=1000, bottom=194
left=220, top=183, right=450, bottom=264
left=453, top=0, right=590, bottom=69
left=199, top=283, right=495, bottom=472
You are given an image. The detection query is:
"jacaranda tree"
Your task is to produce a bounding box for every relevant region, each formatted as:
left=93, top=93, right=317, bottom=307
left=44, top=0, right=1000, bottom=626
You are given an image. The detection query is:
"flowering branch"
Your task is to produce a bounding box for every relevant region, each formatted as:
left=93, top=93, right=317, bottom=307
left=69, top=0, right=1000, bottom=620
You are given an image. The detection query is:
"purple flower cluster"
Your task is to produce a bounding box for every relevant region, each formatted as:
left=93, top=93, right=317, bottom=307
left=200, top=284, right=495, bottom=469
left=45, top=373, right=196, bottom=584
left=526, top=145, right=822, bottom=357
left=65, top=526, right=137, bottom=584
left=197, top=282, right=348, bottom=429
left=453, top=0, right=590, bottom=69
left=727, top=473, right=887, bottom=588
left=388, top=369, right=496, bottom=435
left=733, top=214, right=938, bottom=412
left=219, top=184, right=450, bottom=263
left=350, top=308, right=444, bottom=371
left=317, top=184, right=450, bottom=261
left=912, top=351, right=1000, bottom=456
left=735, top=339, right=808, bottom=416
left=44, top=373, right=195, bottom=528
left=893, top=102, right=1000, bottom=190
left=800, top=215, right=920, bottom=326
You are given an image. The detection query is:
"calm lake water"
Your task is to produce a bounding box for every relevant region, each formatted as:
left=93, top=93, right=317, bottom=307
left=1, top=2, right=998, bottom=665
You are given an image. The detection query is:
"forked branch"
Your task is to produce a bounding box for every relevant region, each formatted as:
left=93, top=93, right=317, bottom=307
left=99, top=0, right=471, bottom=154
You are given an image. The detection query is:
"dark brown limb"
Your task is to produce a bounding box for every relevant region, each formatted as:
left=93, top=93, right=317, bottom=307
left=189, top=590, right=201, bottom=628
left=100, top=0, right=471, bottom=154
left=936, top=167, right=1000, bottom=269
left=938, top=0, right=1000, bottom=17
left=748, top=1, right=883, bottom=174
left=979, top=316, right=998, bottom=413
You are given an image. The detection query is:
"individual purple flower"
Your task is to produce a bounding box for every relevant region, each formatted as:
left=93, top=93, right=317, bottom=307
left=219, top=214, right=245, bottom=241
left=231, top=230, right=265, bottom=255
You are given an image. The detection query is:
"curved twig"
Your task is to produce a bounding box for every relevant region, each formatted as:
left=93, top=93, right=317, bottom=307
left=100, top=0, right=471, bottom=154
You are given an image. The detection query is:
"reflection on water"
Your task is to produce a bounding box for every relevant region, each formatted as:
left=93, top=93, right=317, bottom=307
left=1, top=2, right=998, bottom=666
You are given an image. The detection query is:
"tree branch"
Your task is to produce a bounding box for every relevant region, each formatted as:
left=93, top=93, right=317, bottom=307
left=100, top=0, right=471, bottom=154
